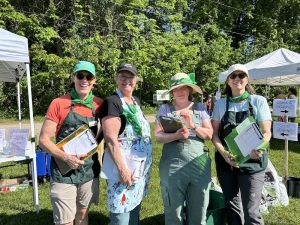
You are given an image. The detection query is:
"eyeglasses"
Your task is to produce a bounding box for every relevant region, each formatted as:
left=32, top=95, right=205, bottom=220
left=229, top=73, right=247, bottom=80
left=118, top=75, right=135, bottom=81
left=76, top=72, right=94, bottom=81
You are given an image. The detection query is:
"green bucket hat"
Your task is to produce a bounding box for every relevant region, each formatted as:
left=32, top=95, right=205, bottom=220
left=72, top=61, right=96, bottom=76
left=169, top=72, right=202, bottom=94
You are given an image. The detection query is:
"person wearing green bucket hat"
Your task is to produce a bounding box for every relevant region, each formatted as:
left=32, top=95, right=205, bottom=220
left=39, top=60, right=103, bottom=225
left=155, top=72, right=213, bottom=225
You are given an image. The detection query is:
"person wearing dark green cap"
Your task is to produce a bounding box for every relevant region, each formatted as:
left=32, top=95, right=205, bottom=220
left=39, top=60, right=103, bottom=225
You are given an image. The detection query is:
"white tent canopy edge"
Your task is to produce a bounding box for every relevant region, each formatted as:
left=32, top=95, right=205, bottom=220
left=218, top=48, right=300, bottom=86
left=0, top=28, right=39, bottom=213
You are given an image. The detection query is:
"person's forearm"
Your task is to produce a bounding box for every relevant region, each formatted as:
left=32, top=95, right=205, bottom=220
left=212, top=134, right=227, bottom=155
left=193, top=126, right=213, bottom=140
left=155, top=132, right=181, bottom=144
left=39, top=137, right=67, bottom=160
left=105, top=138, right=127, bottom=172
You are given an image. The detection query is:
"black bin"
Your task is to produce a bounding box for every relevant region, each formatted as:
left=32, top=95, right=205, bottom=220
left=287, top=177, right=300, bottom=198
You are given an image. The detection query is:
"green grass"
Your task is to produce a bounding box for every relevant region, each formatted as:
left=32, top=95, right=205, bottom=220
left=0, top=125, right=300, bottom=225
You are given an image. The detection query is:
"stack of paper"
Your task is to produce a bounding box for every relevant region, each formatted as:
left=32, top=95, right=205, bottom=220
left=224, top=117, right=269, bottom=165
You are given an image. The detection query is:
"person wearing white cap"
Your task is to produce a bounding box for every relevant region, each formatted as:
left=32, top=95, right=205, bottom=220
left=211, top=64, right=272, bottom=225
left=155, top=72, right=213, bottom=225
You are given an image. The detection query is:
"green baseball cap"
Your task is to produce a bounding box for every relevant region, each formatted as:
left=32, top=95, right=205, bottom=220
left=72, top=61, right=96, bottom=76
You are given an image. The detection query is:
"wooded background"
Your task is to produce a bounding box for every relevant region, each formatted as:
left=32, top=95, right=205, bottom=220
left=1, top=0, right=300, bottom=116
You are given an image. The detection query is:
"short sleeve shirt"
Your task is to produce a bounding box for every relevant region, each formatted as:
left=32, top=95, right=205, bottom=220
left=46, top=94, right=103, bottom=137
left=212, top=95, right=272, bottom=122
left=98, top=93, right=141, bottom=135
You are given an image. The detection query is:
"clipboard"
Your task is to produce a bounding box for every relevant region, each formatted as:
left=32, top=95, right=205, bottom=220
left=158, top=116, right=184, bottom=133
left=224, top=117, right=269, bottom=165
left=55, top=124, right=99, bottom=175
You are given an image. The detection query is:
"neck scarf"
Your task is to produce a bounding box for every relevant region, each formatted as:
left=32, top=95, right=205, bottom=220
left=229, top=91, right=250, bottom=103
left=70, top=88, right=94, bottom=109
left=122, top=102, right=142, bottom=138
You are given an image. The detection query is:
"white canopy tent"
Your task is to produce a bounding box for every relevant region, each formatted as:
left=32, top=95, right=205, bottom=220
left=0, top=28, right=39, bottom=213
left=218, top=48, right=300, bottom=86
left=218, top=48, right=300, bottom=112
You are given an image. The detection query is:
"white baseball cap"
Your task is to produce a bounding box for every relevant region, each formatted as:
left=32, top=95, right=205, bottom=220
left=227, top=64, right=249, bottom=77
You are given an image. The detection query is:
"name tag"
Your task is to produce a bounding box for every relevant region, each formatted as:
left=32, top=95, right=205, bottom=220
left=88, top=120, right=97, bottom=127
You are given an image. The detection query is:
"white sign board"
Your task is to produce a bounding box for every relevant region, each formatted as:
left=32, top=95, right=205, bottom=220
left=153, top=94, right=157, bottom=104
left=272, top=99, right=297, bottom=117
left=156, top=90, right=170, bottom=101
left=273, top=122, right=298, bottom=141
left=8, top=128, right=29, bottom=156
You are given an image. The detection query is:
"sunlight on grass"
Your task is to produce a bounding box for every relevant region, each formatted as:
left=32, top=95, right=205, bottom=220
left=0, top=124, right=299, bottom=225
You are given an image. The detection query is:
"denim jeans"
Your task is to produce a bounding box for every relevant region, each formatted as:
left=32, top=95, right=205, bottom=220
left=109, top=204, right=141, bottom=225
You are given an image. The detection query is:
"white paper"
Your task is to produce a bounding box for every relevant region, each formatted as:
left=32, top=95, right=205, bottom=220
left=62, top=129, right=97, bottom=156
left=8, top=128, right=29, bottom=156
left=0, top=129, right=5, bottom=153
left=101, top=146, right=147, bottom=181
left=273, top=122, right=298, bottom=141
left=234, top=124, right=264, bottom=157
left=272, top=99, right=297, bottom=117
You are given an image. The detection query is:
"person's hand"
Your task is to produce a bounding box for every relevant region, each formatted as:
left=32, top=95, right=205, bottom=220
left=220, top=150, right=239, bottom=168
left=119, top=167, right=136, bottom=186
left=249, top=149, right=263, bottom=160
left=180, top=110, right=193, bottom=128
left=63, top=153, right=85, bottom=169
left=176, top=127, right=189, bottom=140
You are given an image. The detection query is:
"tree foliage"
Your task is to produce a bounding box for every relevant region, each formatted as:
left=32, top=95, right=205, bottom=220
left=0, top=0, right=299, bottom=116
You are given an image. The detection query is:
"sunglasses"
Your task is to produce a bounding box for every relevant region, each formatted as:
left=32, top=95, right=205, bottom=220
left=229, top=73, right=247, bottom=79
left=76, top=72, right=94, bottom=81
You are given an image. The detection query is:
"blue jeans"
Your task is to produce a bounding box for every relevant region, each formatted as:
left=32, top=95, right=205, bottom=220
left=109, top=204, right=141, bottom=225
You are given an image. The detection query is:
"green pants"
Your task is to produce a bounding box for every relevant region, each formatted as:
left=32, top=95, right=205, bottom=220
left=159, top=140, right=211, bottom=225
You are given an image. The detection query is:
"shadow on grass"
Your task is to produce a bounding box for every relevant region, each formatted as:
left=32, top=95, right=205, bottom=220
left=270, top=138, right=300, bottom=153
left=0, top=209, right=109, bottom=225
left=141, top=213, right=164, bottom=225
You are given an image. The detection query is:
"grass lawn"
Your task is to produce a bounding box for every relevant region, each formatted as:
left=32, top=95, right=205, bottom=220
left=0, top=125, right=300, bottom=225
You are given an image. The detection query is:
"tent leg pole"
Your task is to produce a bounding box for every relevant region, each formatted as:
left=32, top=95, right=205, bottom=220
left=17, top=81, right=21, bottom=128
left=26, top=64, right=39, bottom=214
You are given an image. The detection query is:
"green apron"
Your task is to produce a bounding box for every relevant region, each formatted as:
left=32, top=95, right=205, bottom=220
left=50, top=103, right=100, bottom=184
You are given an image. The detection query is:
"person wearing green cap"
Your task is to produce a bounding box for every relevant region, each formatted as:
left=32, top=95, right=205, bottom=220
left=154, top=72, right=213, bottom=225
left=39, top=60, right=103, bottom=225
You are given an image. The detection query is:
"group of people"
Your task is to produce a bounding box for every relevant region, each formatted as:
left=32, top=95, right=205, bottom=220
left=39, top=61, right=272, bottom=225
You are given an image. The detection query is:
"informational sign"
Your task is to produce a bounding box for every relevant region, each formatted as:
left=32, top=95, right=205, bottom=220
left=273, top=122, right=298, bottom=141
left=8, top=128, right=29, bottom=156
left=272, top=99, right=297, bottom=117
left=0, top=129, right=5, bottom=154
left=153, top=94, right=157, bottom=104
left=156, top=90, right=170, bottom=101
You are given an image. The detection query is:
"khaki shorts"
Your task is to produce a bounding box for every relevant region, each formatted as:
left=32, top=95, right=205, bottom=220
left=50, top=178, right=99, bottom=224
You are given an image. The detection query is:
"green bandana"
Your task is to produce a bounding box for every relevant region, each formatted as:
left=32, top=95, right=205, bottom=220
left=170, top=73, right=196, bottom=86
left=70, top=88, right=94, bottom=109
left=229, top=91, right=250, bottom=103
left=122, top=104, right=142, bottom=138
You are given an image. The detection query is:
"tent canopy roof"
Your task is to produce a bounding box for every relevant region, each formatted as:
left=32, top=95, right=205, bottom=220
left=218, top=48, right=300, bottom=86
left=0, top=28, right=29, bottom=82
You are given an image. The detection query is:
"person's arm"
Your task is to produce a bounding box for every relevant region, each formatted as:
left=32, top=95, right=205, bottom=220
left=154, top=122, right=189, bottom=144
left=39, top=118, right=84, bottom=169
left=189, top=118, right=213, bottom=140
left=102, top=115, right=135, bottom=186
left=212, top=120, right=239, bottom=168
